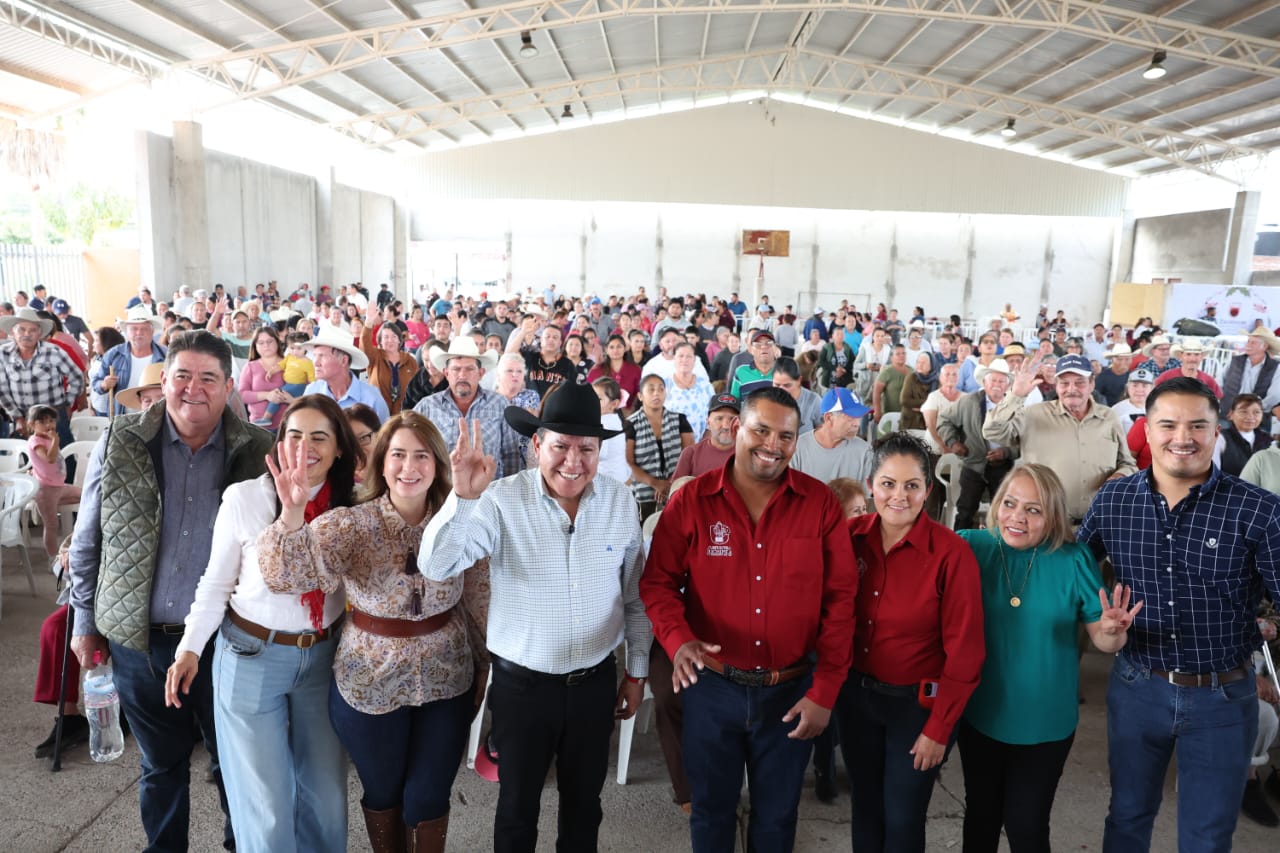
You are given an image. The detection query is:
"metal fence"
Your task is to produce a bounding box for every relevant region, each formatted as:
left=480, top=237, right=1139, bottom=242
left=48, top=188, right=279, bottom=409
left=0, top=243, right=86, bottom=308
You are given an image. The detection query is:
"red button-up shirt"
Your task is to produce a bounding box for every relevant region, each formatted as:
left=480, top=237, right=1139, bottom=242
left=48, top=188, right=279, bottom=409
left=641, top=459, right=857, bottom=709
left=849, top=511, right=985, bottom=744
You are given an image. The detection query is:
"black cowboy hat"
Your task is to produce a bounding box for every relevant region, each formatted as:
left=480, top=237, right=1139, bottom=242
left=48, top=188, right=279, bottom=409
left=505, top=381, right=623, bottom=440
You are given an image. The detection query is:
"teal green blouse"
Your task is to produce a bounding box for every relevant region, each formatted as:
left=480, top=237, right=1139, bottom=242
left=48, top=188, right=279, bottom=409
left=958, top=528, right=1103, bottom=745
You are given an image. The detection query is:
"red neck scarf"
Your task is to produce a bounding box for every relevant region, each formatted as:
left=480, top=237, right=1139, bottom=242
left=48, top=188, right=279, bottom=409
left=299, top=481, right=332, bottom=630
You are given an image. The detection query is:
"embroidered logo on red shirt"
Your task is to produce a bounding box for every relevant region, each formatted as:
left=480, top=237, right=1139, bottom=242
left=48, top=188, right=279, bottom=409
left=707, top=521, right=733, bottom=557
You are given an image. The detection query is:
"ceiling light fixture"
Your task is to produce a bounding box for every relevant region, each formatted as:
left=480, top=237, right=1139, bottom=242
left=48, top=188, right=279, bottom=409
left=1001, top=118, right=1017, bottom=138
left=1143, top=49, right=1168, bottom=80
left=519, top=31, right=538, bottom=58
left=561, top=104, right=573, bottom=119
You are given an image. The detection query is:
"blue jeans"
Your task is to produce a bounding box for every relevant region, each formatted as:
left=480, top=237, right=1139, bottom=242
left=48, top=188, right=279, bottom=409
left=264, top=382, right=307, bottom=417
left=681, top=669, right=814, bottom=853
left=835, top=675, right=951, bottom=853
left=328, top=678, right=472, bottom=825
left=212, top=615, right=347, bottom=853
left=109, top=632, right=233, bottom=853
left=1103, top=652, right=1257, bottom=853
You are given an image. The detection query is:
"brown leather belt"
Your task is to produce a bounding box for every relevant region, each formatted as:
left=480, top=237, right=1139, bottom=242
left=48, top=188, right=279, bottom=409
left=702, top=657, right=810, bottom=688
left=228, top=609, right=333, bottom=649
left=350, top=607, right=453, bottom=638
left=1151, top=666, right=1247, bottom=687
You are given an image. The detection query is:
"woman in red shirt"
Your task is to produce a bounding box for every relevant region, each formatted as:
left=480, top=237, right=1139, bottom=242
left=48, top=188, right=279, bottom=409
left=839, top=432, right=985, bottom=853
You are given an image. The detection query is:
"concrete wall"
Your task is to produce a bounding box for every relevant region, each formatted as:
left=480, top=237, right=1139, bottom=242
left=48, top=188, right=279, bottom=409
left=136, top=129, right=398, bottom=296
left=409, top=100, right=1129, bottom=218
left=413, top=199, right=1117, bottom=326
left=1130, top=208, right=1232, bottom=283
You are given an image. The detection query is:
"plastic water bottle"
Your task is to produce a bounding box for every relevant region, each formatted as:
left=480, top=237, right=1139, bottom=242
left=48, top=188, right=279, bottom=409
left=82, top=652, right=124, bottom=763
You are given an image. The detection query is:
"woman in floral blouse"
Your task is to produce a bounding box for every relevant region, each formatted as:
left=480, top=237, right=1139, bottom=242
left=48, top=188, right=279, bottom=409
left=258, top=411, right=490, bottom=853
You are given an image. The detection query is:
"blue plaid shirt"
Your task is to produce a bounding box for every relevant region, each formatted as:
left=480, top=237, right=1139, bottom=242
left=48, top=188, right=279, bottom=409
left=1077, top=467, right=1280, bottom=673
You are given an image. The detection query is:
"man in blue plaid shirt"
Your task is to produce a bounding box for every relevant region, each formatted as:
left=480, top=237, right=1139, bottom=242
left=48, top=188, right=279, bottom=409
left=1078, top=375, right=1280, bottom=852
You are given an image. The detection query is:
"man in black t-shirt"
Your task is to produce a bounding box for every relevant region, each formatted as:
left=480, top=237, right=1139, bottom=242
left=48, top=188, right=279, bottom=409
left=523, top=325, right=574, bottom=397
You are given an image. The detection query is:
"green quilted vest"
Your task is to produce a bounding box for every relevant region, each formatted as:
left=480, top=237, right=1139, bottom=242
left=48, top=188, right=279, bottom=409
left=94, top=402, right=273, bottom=651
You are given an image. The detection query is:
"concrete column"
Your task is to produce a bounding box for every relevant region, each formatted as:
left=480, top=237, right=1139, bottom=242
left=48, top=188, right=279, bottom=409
left=1225, top=190, right=1262, bottom=288
left=392, top=199, right=408, bottom=304
left=315, top=167, right=335, bottom=288
left=172, top=121, right=211, bottom=293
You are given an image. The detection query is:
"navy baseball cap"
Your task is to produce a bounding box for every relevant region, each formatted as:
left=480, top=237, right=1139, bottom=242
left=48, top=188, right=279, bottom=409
left=708, top=393, right=740, bottom=414
left=1055, top=354, right=1093, bottom=377
left=51, top=299, right=70, bottom=314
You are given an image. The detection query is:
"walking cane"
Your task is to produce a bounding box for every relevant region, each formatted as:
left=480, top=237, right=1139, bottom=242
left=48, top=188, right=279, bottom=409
left=51, top=565, right=74, bottom=771
left=106, top=366, right=116, bottom=421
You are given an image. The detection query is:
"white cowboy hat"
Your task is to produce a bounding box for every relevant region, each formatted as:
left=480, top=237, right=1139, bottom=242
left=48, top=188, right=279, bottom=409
left=269, top=306, right=299, bottom=324
left=302, top=324, right=369, bottom=371
left=117, top=304, right=163, bottom=332
left=974, top=358, right=1013, bottom=383
left=0, top=306, right=54, bottom=337
left=1170, top=338, right=1206, bottom=356
left=1249, top=326, right=1280, bottom=356
left=1105, top=343, right=1133, bottom=358
left=429, top=336, right=500, bottom=372
left=1141, top=334, right=1172, bottom=356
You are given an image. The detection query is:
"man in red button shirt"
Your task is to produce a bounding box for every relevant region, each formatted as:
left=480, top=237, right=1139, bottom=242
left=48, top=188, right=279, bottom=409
left=641, top=386, right=857, bottom=853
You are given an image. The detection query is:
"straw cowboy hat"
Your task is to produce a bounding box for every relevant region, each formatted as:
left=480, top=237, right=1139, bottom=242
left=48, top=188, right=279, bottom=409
left=505, top=381, right=622, bottom=440
left=1141, top=334, right=1173, bottom=356
left=1105, top=343, right=1133, bottom=358
left=974, top=358, right=1013, bottom=383
left=0, top=307, right=53, bottom=337
left=1170, top=338, right=1207, bottom=357
left=428, top=336, right=499, bottom=372
left=302, top=323, right=369, bottom=371
left=1249, top=326, right=1280, bottom=356
left=116, top=362, right=166, bottom=411
left=117, top=304, right=164, bottom=332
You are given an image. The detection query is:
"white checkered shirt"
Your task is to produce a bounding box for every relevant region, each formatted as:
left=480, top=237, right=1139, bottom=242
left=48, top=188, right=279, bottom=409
left=419, top=469, right=651, bottom=677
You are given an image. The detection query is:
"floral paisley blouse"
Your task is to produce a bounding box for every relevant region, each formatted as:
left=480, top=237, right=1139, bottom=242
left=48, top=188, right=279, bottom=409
left=258, top=494, right=490, bottom=715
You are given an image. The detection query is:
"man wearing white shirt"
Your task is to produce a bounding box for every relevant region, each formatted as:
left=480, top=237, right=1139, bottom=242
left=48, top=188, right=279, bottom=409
left=421, top=382, right=650, bottom=853
left=643, top=326, right=710, bottom=383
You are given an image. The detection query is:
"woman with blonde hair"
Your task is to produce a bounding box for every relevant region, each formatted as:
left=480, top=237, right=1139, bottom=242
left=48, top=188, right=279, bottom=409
left=258, top=411, right=490, bottom=852
left=957, top=462, right=1139, bottom=853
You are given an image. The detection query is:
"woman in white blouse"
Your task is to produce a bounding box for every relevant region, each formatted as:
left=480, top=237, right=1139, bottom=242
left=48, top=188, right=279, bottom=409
left=258, top=410, right=489, bottom=853
left=164, top=395, right=359, bottom=853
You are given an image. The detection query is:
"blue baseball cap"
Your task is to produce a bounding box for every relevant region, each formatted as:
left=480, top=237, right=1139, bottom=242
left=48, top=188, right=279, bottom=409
left=1055, top=354, right=1093, bottom=377
left=51, top=299, right=70, bottom=314
left=821, top=388, right=871, bottom=418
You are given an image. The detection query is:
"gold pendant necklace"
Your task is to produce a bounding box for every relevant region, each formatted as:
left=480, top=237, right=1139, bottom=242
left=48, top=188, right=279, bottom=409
left=998, top=540, right=1038, bottom=608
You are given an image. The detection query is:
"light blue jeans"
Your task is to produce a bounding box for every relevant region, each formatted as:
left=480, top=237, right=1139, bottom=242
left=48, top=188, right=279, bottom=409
left=213, top=615, right=348, bottom=853
left=1103, top=651, right=1257, bottom=853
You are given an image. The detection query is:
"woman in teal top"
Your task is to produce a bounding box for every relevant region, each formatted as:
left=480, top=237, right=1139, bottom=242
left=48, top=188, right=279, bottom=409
left=957, top=462, right=1140, bottom=853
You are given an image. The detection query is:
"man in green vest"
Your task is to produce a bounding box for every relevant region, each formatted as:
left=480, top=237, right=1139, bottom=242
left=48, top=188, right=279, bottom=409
left=68, top=330, right=274, bottom=852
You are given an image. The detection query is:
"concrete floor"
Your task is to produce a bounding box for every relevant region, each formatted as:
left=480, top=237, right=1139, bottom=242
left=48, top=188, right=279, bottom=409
left=3, top=561, right=1279, bottom=852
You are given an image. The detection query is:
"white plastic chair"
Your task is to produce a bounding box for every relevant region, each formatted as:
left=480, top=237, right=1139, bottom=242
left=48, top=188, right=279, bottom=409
left=877, top=411, right=902, bottom=437
left=0, top=438, right=31, bottom=473
left=466, top=668, right=494, bottom=771
left=0, top=473, right=40, bottom=609
left=935, top=453, right=963, bottom=530
left=56, top=441, right=96, bottom=535
left=69, top=416, right=109, bottom=444
left=615, top=680, right=655, bottom=784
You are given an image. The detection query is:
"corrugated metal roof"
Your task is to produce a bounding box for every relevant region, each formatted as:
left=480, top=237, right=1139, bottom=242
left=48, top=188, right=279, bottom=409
left=0, top=0, right=1274, bottom=182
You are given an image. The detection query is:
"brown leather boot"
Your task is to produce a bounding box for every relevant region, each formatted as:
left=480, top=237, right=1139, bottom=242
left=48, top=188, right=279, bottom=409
left=406, top=813, right=448, bottom=853
left=361, top=803, right=407, bottom=853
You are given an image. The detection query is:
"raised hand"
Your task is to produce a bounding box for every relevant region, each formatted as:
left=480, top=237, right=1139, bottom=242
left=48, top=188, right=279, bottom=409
left=451, top=418, right=497, bottom=499
left=265, top=436, right=310, bottom=523
left=1097, top=584, right=1143, bottom=636
left=1010, top=354, right=1042, bottom=398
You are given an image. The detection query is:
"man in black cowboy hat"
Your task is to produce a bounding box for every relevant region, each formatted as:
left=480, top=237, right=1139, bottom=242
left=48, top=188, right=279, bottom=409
left=420, top=381, right=651, bottom=853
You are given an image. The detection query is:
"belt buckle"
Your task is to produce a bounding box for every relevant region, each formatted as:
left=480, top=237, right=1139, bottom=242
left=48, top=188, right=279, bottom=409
left=296, top=633, right=317, bottom=649
left=735, top=667, right=767, bottom=688
left=565, top=668, right=589, bottom=686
